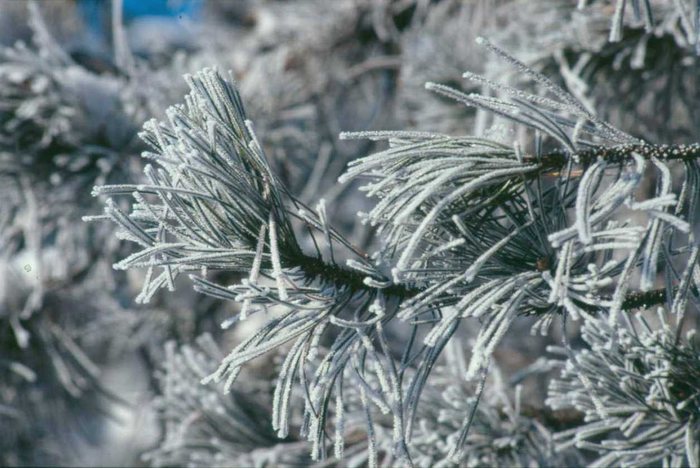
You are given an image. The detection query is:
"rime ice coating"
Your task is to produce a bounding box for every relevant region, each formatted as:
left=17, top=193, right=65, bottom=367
left=92, top=39, right=700, bottom=468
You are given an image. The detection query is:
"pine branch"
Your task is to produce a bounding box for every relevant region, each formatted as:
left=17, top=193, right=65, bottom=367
left=539, top=143, right=700, bottom=168
left=547, top=313, right=700, bottom=466
left=90, top=68, right=426, bottom=465
left=90, top=37, right=700, bottom=466
left=294, top=248, right=686, bottom=314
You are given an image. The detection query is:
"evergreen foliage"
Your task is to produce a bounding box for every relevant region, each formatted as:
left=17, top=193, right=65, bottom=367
left=2, top=1, right=700, bottom=466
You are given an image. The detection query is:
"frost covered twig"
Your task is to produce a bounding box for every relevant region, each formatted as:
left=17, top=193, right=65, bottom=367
left=547, top=311, right=700, bottom=466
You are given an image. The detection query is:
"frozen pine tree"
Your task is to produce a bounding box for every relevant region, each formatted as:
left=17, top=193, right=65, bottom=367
left=3, top=0, right=700, bottom=466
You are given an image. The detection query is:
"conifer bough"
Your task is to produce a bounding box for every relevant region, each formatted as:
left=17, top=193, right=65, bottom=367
left=91, top=38, right=700, bottom=466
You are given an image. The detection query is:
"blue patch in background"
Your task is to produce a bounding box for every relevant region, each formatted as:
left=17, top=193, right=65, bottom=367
left=122, top=0, right=202, bottom=20
left=78, top=0, right=202, bottom=36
